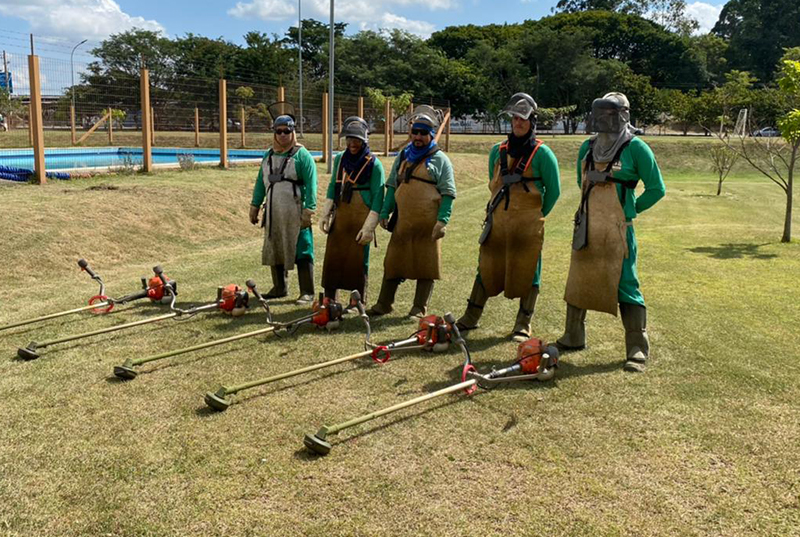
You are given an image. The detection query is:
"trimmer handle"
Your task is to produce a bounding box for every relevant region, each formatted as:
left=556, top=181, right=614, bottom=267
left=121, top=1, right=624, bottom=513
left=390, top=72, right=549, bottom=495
left=246, top=279, right=264, bottom=301
left=78, top=258, right=99, bottom=279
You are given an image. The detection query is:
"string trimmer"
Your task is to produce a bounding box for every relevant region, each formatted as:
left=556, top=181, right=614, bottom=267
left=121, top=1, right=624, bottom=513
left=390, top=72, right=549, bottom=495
left=112, top=284, right=360, bottom=381
left=1, top=259, right=177, bottom=333
left=205, top=314, right=458, bottom=412
left=303, top=324, right=559, bottom=455
left=203, top=297, right=372, bottom=411
left=16, top=266, right=247, bottom=361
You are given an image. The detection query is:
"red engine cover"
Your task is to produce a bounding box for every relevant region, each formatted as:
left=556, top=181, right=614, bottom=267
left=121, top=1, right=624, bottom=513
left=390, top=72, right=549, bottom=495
left=415, top=315, right=449, bottom=344
left=219, top=284, right=242, bottom=312
left=147, top=275, right=166, bottom=301
left=516, top=338, right=547, bottom=374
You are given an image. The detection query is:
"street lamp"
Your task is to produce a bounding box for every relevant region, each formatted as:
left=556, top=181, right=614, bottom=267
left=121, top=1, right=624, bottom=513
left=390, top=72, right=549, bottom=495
left=70, top=39, right=87, bottom=112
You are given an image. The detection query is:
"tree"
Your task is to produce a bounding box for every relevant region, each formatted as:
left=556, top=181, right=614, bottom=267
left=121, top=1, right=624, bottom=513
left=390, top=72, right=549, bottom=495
left=709, top=141, right=738, bottom=195
left=712, top=0, right=800, bottom=83
left=715, top=55, right=799, bottom=242
left=283, top=20, right=347, bottom=79
left=554, top=0, right=699, bottom=34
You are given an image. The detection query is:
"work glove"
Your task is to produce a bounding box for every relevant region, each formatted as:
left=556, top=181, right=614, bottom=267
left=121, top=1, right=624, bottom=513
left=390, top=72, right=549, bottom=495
left=318, top=198, right=335, bottom=234
left=379, top=217, right=390, bottom=230
left=431, top=221, right=447, bottom=241
left=301, top=208, right=314, bottom=229
left=355, top=210, right=380, bottom=246
left=249, top=204, right=260, bottom=225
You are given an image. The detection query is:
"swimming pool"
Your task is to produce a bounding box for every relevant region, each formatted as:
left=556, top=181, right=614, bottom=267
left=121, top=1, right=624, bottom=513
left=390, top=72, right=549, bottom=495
left=0, top=147, right=324, bottom=173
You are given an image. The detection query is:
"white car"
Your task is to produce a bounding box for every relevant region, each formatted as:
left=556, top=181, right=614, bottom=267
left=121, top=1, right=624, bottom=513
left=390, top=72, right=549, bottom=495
left=752, top=127, right=781, bottom=137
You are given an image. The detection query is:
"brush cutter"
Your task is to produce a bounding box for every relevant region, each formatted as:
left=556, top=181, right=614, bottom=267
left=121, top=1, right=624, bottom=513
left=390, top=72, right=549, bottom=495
left=365, top=314, right=455, bottom=365
left=204, top=310, right=462, bottom=412
left=303, top=323, right=558, bottom=455
left=0, top=259, right=177, bottom=333
left=16, top=266, right=247, bottom=361
left=203, top=297, right=373, bottom=411
left=112, top=284, right=361, bottom=381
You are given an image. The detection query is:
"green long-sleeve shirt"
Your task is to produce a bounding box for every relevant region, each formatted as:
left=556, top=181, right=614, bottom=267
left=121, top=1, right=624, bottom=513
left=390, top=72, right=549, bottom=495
left=326, top=153, right=386, bottom=212
left=251, top=146, right=318, bottom=210
left=577, top=137, right=665, bottom=220
left=487, top=141, right=561, bottom=216
left=380, top=150, right=457, bottom=224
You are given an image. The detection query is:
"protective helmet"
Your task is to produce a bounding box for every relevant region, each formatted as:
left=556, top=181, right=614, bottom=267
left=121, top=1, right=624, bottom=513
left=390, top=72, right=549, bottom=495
left=273, top=115, right=296, bottom=131
left=340, top=116, right=369, bottom=142
left=500, top=92, right=538, bottom=120
left=410, top=105, right=440, bottom=131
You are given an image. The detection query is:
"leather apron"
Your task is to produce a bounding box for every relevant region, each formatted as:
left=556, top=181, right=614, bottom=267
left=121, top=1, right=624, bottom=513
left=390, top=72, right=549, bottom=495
left=479, top=147, right=544, bottom=299
left=321, top=161, right=371, bottom=291
left=383, top=159, right=442, bottom=280
left=564, top=159, right=628, bottom=315
left=260, top=148, right=303, bottom=269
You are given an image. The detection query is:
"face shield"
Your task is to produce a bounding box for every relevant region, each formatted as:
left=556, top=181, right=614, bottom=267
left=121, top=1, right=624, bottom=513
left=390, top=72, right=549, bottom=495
left=590, top=98, right=630, bottom=134
left=410, top=105, right=440, bottom=131
left=500, top=93, right=537, bottom=120
left=340, top=116, right=369, bottom=142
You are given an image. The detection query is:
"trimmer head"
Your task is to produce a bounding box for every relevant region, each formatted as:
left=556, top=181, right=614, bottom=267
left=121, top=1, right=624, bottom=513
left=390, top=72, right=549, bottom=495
left=303, top=433, right=331, bottom=455
left=17, top=346, right=40, bottom=360
left=204, top=391, right=231, bottom=412
left=113, top=364, right=138, bottom=380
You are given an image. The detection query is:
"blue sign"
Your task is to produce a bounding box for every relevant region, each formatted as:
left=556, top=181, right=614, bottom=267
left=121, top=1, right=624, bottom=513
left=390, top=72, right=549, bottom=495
left=0, top=73, right=12, bottom=94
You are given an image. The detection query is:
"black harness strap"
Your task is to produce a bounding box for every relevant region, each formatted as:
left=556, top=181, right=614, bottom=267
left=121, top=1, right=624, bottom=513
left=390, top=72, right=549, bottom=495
left=399, top=146, right=441, bottom=185
left=494, top=139, right=543, bottom=212
left=264, top=146, right=301, bottom=237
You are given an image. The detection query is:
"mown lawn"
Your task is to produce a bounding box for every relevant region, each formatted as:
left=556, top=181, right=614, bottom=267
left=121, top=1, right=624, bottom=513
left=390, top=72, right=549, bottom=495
left=0, top=136, right=798, bottom=536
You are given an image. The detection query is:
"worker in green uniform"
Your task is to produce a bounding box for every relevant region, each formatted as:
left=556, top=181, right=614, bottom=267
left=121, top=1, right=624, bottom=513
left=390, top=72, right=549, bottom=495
left=249, top=115, right=318, bottom=304
left=456, top=93, right=561, bottom=342
left=366, top=105, right=456, bottom=319
left=317, top=116, right=385, bottom=304
left=558, top=92, right=665, bottom=372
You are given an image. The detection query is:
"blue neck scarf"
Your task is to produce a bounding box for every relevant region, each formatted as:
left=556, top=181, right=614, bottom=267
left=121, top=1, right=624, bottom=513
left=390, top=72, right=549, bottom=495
left=404, top=139, right=438, bottom=165
left=341, top=142, right=374, bottom=182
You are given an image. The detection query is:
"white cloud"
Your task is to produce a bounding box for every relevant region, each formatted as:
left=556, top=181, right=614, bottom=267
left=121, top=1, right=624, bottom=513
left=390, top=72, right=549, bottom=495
left=228, top=0, right=448, bottom=37
left=228, top=0, right=296, bottom=21
left=0, top=0, right=165, bottom=41
left=685, top=1, right=724, bottom=34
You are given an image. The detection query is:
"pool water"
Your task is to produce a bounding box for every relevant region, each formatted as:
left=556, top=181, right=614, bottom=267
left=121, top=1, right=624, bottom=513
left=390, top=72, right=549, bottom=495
left=0, top=147, right=324, bottom=172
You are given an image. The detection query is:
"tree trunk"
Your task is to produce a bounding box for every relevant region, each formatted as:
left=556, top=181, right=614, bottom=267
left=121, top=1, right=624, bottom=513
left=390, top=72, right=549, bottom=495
left=717, top=178, right=723, bottom=196
left=782, top=144, right=796, bottom=243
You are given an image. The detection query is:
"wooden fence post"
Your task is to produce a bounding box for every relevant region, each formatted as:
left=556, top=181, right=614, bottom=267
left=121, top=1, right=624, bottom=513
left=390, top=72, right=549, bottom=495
left=140, top=68, right=152, bottom=172
left=28, top=55, right=45, bottom=184
left=445, top=107, right=451, bottom=152
left=70, top=105, right=76, bottom=145
left=240, top=106, right=246, bottom=148
left=322, top=92, right=328, bottom=163
left=358, top=96, right=364, bottom=118
left=384, top=99, right=390, bottom=157
left=194, top=107, right=200, bottom=147
left=108, top=107, right=113, bottom=145
left=219, top=79, right=228, bottom=168
left=337, top=106, right=342, bottom=149
left=278, top=86, right=286, bottom=114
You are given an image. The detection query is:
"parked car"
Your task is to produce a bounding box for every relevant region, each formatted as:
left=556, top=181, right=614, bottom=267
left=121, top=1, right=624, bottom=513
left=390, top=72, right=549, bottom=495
left=751, top=127, right=781, bottom=137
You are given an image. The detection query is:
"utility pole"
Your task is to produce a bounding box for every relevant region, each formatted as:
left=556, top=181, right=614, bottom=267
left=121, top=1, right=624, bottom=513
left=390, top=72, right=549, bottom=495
left=3, top=51, right=8, bottom=91
left=327, top=0, right=334, bottom=173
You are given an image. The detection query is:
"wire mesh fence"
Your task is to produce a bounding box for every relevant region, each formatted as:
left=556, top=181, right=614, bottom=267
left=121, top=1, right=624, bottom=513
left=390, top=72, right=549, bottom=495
left=0, top=51, right=457, bottom=181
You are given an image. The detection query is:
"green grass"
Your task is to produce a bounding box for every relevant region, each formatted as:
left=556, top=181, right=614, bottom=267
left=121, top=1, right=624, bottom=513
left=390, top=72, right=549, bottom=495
left=0, top=137, right=798, bottom=536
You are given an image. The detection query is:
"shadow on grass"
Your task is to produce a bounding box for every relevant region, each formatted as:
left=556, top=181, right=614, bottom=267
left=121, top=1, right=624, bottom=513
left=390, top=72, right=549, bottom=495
left=688, top=242, right=778, bottom=260
left=292, top=393, right=479, bottom=460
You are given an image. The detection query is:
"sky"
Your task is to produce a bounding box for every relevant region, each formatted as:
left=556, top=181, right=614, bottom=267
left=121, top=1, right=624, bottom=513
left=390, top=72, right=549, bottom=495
left=0, top=0, right=728, bottom=60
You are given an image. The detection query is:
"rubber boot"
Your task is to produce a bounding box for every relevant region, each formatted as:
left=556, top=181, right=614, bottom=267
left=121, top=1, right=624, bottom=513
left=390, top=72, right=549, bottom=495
left=456, top=278, right=488, bottom=332
left=295, top=259, right=315, bottom=305
left=366, top=277, right=401, bottom=317
left=265, top=265, right=287, bottom=299
left=408, top=279, right=435, bottom=319
left=512, top=286, right=539, bottom=343
left=555, top=303, right=587, bottom=351
left=620, top=302, right=649, bottom=372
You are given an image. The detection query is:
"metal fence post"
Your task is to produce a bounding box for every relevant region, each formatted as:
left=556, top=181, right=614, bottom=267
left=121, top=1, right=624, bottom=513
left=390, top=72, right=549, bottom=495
left=28, top=54, right=45, bottom=184
left=194, top=106, right=200, bottom=147
left=322, top=92, right=328, bottom=163
left=140, top=68, right=152, bottom=172
left=219, top=79, right=228, bottom=168
left=384, top=99, right=390, bottom=157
